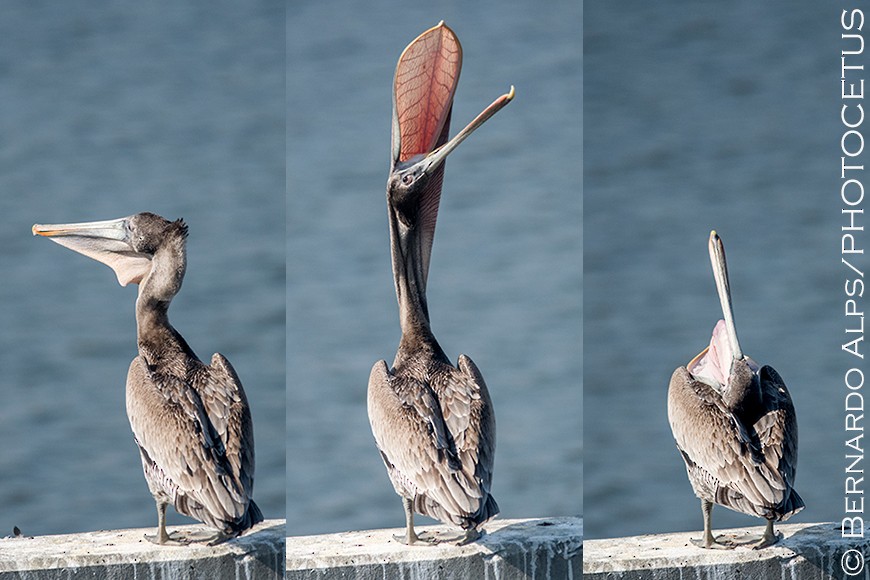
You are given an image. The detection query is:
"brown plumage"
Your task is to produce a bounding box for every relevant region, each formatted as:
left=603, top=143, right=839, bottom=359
left=668, top=231, right=802, bottom=549
left=34, top=212, right=262, bottom=544
left=368, top=22, right=512, bottom=545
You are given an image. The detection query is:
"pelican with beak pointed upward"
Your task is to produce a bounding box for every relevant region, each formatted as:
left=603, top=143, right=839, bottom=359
left=367, top=22, right=513, bottom=546
left=668, top=231, right=803, bottom=549
left=33, top=212, right=263, bottom=545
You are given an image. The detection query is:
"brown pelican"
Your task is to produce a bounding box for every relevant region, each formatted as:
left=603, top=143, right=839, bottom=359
left=668, top=231, right=803, bottom=549
left=33, top=213, right=262, bottom=545
left=367, top=22, right=513, bottom=546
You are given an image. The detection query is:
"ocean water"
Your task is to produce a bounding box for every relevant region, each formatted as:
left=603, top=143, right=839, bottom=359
left=585, top=1, right=842, bottom=538
left=0, top=1, right=285, bottom=536
left=287, top=0, right=582, bottom=535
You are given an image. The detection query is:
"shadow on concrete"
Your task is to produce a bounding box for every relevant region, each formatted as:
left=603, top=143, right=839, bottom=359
left=785, top=522, right=869, bottom=580
left=475, top=516, right=583, bottom=579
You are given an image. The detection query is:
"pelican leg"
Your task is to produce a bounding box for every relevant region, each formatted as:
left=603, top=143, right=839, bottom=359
left=393, top=497, right=437, bottom=545
left=752, top=520, right=781, bottom=550
left=145, top=501, right=189, bottom=546
left=691, top=499, right=733, bottom=550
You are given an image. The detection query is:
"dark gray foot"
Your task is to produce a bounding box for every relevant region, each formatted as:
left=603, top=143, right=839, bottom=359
left=690, top=536, right=735, bottom=550
left=175, top=529, right=230, bottom=545
left=144, top=531, right=190, bottom=546
left=393, top=530, right=439, bottom=545
left=456, top=528, right=481, bottom=546
left=702, top=531, right=781, bottom=549
left=206, top=532, right=232, bottom=546
left=752, top=530, right=782, bottom=550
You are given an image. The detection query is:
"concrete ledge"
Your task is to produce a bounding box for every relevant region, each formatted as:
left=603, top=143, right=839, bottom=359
left=584, top=521, right=870, bottom=579
left=0, top=519, right=285, bottom=579
left=286, top=516, right=582, bottom=580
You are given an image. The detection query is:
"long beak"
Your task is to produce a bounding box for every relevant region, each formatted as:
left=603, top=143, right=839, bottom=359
left=32, top=217, right=151, bottom=286
left=708, top=230, right=743, bottom=360
left=413, top=86, right=515, bottom=176
left=33, top=218, right=128, bottom=241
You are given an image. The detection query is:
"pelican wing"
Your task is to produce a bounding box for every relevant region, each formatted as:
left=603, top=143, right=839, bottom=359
left=752, top=365, right=803, bottom=516
left=199, top=353, right=257, bottom=502
left=368, top=357, right=498, bottom=527
left=126, top=355, right=257, bottom=531
left=668, top=366, right=792, bottom=517
left=755, top=366, right=797, bottom=478
left=446, top=355, right=496, bottom=494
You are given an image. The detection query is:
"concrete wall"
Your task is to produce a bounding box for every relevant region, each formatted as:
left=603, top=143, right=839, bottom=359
left=584, top=521, right=870, bottom=580
left=286, top=516, right=582, bottom=580
left=0, top=519, right=284, bottom=580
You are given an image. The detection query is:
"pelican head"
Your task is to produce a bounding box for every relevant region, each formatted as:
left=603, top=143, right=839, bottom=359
left=386, top=22, right=513, bottom=314
left=688, top=231, right=759, bottom=393
left=33, top=212, right=188, bottom=291
left=388, top=22, right=514, bottom=226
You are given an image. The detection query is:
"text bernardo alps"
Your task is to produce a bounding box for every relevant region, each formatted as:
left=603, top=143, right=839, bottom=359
left=842, top=7, right=868, bottom=576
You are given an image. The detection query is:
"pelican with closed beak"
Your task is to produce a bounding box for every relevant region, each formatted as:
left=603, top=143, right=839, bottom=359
left=33, top=212, right=263, bottom=545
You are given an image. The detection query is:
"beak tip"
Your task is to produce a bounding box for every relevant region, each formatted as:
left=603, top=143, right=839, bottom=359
left=507, top=85, right=516, bottom=101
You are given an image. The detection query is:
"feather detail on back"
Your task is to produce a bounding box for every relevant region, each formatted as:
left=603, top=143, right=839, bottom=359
left=127, top=353, right=262, bottom=536
left=668, top=365, right=803, bottom=521
left=368, top=352, right=498, bottom=530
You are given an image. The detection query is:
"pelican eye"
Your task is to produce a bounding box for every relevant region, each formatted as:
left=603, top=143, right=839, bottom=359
left=402, top=174, right=413, bottom=185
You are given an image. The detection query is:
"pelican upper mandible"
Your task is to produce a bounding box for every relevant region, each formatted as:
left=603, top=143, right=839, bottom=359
left=33, top=212, right=263, bottom=545
left=367, top=22, right=513, bottom=545
left=668, top=231, right=803, bottom=549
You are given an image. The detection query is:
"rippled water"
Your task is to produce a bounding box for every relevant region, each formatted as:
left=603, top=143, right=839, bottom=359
left=0, top=1, right=285, bottom=536
left=287, top=1, right=582, bottom=535
left=586, top=1, right=841, bottom=539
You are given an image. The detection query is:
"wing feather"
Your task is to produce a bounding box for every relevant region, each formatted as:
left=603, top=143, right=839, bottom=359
left=126, top=353, right=258, bottom=532
left=668, top=365, right=802, bottom=520
left=367, top=355, right=498, bottom=528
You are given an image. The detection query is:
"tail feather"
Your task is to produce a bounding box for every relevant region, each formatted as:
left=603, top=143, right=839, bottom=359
left=774, top=488, right=804, bottom=522
left=226, top=499, right=264, bottom=536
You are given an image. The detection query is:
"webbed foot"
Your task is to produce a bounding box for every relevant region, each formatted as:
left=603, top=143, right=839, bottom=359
left=393, top=530, right=439, bottom=545
left=145, top=531, right=190, bottom=546
left=690, top=534, right=735, bottom=550
left=456, top=528, right=481, bottom=546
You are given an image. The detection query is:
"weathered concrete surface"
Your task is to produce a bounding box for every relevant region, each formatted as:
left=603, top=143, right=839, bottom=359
left=0, top=519, right=284, bottom=580
left=584, top=521, right=870, bottom=580
left=286, top=516, right=582, bottom=580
